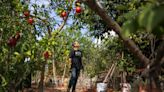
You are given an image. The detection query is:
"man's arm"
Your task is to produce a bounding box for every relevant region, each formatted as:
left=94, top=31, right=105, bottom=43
left=68, top=58, right=72, bottom=70
left=69, top=58, right=72, bottom=66
left=69, top=50, right=73, bottom=69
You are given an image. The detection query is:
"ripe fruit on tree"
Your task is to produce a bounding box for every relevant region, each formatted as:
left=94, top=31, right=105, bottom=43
left=60, top=11, right=67, bottom=18
left=7, top=37, right=17, bottom=47
left=24, top=11, right=30, bottom=17
left=43, top=51, right=50, bottom=59
left=27, top=18, right=34, bottom=25
left=76, top=6, right=81, bottom=13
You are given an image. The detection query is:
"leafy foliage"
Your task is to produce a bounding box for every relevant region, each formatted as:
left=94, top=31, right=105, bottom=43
left=122, top=3, right=164, bottom=37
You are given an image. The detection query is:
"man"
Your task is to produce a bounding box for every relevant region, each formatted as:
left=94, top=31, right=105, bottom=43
left=67, top=41, right=83, bottom=92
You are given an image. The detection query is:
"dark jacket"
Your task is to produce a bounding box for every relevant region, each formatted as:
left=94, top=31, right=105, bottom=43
left=69, top=49, right=83, bottom=70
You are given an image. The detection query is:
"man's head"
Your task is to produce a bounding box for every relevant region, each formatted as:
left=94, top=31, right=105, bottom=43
left=72, top=41, right=80, bottom=50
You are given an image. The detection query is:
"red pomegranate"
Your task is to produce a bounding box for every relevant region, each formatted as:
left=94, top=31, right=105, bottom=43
left=60, top=11, right=67, bottom=18
left=24, top=11, right=30, bottom=17
left=27, top=18, right=34, bottom=25
left=43, top=51, right=49, bottom=59
left=7, top=37, right=17, bottom=47
left=76, top=6, right=81, bottom=13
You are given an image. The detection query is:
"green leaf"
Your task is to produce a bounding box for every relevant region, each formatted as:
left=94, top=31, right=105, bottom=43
left=122, top=19, right=138, bottom=37
left=138, top=5, right=164, bottom=32
left=0, top=75, right=7, bottom=87
left=115, top=5, right=128, bottom=10
left=138, top=6, right=151, bottom=29
left=147, top=5, right=164, bottom=31
left=25, top=51, right=31, bottom=56
left=152, top=26, right=164, bottom=37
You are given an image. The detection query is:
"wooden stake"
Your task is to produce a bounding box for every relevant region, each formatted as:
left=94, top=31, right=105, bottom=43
left=103, top=63, right=115, bottom=83
left=109, top=63, right=117, bottom=79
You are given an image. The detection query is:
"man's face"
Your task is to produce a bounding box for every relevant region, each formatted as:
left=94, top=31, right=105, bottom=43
left=73, top=45, right=80, bottom=50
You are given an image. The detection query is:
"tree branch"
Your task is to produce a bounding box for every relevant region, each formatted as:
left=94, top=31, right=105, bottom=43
left=150, top=39, right=164, bottom=70
left=57, top=10, right=71, bottom=32
left=82, top=0, right=150, bottom=66
left=137, top=39, right=164, bottom=78
left=47, top=25, right=52, bottom=37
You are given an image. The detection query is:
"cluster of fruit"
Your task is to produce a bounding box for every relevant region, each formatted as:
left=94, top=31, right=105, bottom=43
left=7, top=10, right=33, bottom=48
left=24, top=10, right=34, bottom=25
left=60, top=0, right=82, bottom=18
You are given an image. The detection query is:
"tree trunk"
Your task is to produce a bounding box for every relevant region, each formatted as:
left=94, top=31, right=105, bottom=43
left=82, top=0, right=150, bottom=66
left=38, top=62, right=46, bottom=92
left=149, top=70, right=162, bottom=92
left=62, top=64, right=67, bottom=83
left=8, top=81, right=17, bottom=92
left=52, top=49, right=57, bottom=84
left=35, top=71, right=40, bottom=84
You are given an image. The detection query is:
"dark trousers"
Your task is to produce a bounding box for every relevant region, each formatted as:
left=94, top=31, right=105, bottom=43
left=68, top=68, right=80, bottom=91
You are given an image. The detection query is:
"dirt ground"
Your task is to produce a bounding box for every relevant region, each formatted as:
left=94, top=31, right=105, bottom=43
left=23, top=85, right=88, bottom=92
